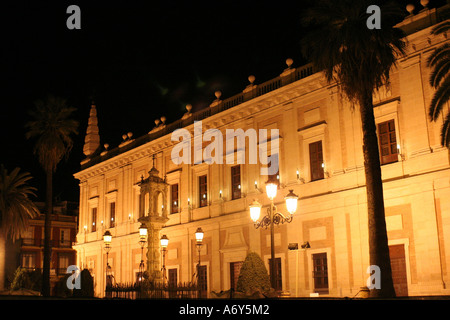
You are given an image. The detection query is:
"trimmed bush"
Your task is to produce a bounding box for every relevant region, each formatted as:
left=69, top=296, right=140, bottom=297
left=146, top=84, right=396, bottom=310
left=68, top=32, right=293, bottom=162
left=236, top=252, right=271, bottom=295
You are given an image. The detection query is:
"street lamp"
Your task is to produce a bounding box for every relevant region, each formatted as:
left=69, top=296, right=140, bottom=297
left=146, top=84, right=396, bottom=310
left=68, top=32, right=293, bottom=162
left=195, top=227, right=204, bottom=244
left=265, top=175, right=278, bottom=200
left=160, top=234, right=169, bottom=285
left=195, top=227, right=204, bottom=297
left=138, top=223, right=148, bottom=282
left=249, top=180, right=299, bottom=291
left=249, top=199, right=262, bottom=222
left=285, top=189, right=299, bottom=214
left=103, top=230, right=112, bottom=291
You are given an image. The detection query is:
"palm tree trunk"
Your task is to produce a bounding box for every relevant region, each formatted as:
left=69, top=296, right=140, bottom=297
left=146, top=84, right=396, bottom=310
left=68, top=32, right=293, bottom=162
left=41, top=169, right=52, bottom=297
left=359, top=92, right=396, bottom=298
left=0, top=231, right=5, bottom=291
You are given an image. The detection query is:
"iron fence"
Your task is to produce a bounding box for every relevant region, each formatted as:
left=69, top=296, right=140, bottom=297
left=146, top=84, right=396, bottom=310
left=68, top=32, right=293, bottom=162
left=105, top=281, right=199, bottom=299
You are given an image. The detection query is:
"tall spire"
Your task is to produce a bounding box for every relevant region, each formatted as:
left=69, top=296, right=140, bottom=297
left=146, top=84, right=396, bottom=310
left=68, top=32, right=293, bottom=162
left=83, top=101, right=100, bottom=157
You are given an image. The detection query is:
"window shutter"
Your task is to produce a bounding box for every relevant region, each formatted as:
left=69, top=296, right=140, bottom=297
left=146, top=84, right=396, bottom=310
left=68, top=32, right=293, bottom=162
left=309, top=141, right=324, bottom=181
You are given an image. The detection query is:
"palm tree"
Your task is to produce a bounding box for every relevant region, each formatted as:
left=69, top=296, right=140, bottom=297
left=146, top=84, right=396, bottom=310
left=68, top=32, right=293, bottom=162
left=25, top=95, right=79, bottom=296
left=300, top=0, right=406, bottom=297
left=0, top=165, right=39, bottom=290
left=427, top=20, right=450, bottom=148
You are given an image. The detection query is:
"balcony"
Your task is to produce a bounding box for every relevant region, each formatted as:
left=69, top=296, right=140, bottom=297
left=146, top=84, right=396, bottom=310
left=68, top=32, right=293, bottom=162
left=20, top=267, right=72, bottom=276
left=21, top=238, right=74, bottom=248
left=81, top=62, right=316, bottom=170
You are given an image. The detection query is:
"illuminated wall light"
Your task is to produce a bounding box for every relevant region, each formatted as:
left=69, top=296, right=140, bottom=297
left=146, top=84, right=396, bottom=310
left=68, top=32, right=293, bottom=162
left=397, top=143, right=405, bottom=161
left=219, top=190, right=222, bottom=198
left=322, top=163, right=330, bottom=178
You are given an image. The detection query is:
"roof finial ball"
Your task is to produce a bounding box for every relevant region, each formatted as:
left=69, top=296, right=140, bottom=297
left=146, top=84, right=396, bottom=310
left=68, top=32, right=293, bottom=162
left=186, top=104, right=192, bottom=112
left=421, top=0, right=429, bottom=8
left=286, top=58, right=294, bottom=68
left=248, top=75, right=255, bottom=84
left=215, top=90, right=222, bottom=100
left=406, top=4, right=415, bottom=15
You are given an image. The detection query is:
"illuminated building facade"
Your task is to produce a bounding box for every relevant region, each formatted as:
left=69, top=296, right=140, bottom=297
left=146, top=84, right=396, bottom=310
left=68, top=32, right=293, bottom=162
left=74, top=7, right=450, bottom=297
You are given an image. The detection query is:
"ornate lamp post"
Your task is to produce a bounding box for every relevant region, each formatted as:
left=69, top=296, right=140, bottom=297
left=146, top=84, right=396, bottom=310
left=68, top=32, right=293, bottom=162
left=160, top=234, right=169, bottom=285
left=195, top=227, right=204, bottom=297
left=249, top=176, right=299, bottom=291
left=138, top=223, right=148, bottom=282
left=103, top=230, right=112, bottom=291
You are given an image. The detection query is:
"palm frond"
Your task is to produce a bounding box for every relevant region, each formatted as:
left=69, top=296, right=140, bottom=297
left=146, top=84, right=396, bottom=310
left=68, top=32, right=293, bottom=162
left=429, top=57, right=450, bottom=88
left=300, top=0, right=406, bottom=104
left=427, top=43, right=450, bottom=69
left=441, top=112, right=450, bottom=148
left=0, top=165, right=40, bottom=240
left=431, top=20, right=450, bottom=36
left=429, top=76, right=450, bottom=121
left=25, top=95, right=79, bottom=172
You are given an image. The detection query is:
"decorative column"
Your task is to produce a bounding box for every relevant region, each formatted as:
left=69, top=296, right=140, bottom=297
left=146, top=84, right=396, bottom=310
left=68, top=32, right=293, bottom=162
left=138, top=158, right=169, bottom=283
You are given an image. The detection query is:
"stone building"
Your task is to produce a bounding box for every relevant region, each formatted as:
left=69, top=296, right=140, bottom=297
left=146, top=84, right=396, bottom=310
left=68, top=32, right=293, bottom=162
left=74, top=5, right=450, bottom=297
left=2, top=201, right=78, bottom=294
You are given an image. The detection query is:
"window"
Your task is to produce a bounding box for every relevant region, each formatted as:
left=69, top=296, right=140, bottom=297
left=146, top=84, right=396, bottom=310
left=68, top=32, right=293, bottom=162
left=230, top=261, right=243, bottom=290
left=198, top=265, right=207, bottom=298
left=58, top=253, right=71, bottom=274
left=171, top=184, right=179, bottom=214
left=60, top=229, right=71, bottom=247
left=21, top=252, right=36, bottom=269
left=168, top=268, right=178, bottom=298
left=231, top=166, right=241, bottom=200
left=309, top=141, right=324, bottom=181
left=22, top=227, right=34, bottom=246
left=91, top=207, right=97, bottom=232
left=168, top=268, right=178, bottom=287
left=312, top=253, right=329, bottom=293
left=110, top=202, right=116, bottom=228
left=378, top=119, right=398, bottom=165
left=199, top=175, right=208, bottom=207
left=267, top=169, right=280, bottom=185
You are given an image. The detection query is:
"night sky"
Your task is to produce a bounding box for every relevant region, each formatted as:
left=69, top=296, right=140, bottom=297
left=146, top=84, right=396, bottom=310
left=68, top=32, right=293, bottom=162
left=0, top=0, right=439, bottom=203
